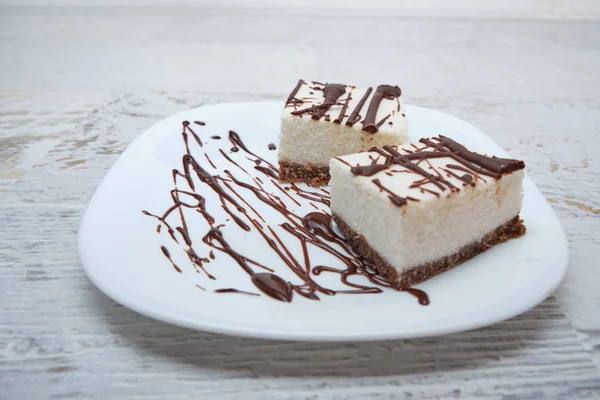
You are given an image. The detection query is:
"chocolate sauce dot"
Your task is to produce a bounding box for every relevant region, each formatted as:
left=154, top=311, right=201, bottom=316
left=211, top=135, right=221, bottom=140
left=252, top=273, right=293, bottom=302
left=404, top=288, right=430, bottom=305
left=268, top=143, right=277, bottom=150
left=231, top=147, right=239, bottom=152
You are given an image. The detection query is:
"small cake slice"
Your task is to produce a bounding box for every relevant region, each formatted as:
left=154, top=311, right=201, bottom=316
left=329, top=135, right=526, bottom=289
left=279, top=79, right=408, bottom=186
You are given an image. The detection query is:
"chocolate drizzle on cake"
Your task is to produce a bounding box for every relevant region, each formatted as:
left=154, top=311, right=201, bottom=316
left=351, top=164, right=390, bottom=177
left=362, top=85, right=401, bottom=133
left=285, top=80, right=404, bottom=133
left=420, top=137, right=501, bottom=179
left=383, top=145, right=457, bottom=192
left=437, top=135, right=525, bottom=174
left=375, top=114, right=392, bottom=130
left=334, top=93, right=352, bottom=124
left=372, top=179, right=408, bottom=207
left=142, top=121, right=428, bottom=304
left=343, top=135, right=525, bottom=208
left=286, top=79, right=305, bottom=105
left=334, top=157, right=352, bottom=167
left=346, top=87, right=373, bottom=127
left=291, top=83, right=346, bottom=120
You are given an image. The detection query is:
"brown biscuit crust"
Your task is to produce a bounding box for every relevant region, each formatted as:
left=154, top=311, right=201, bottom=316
left=279, top=161, right=330, bottom=186
left=333, top=214, right=526, bottom=289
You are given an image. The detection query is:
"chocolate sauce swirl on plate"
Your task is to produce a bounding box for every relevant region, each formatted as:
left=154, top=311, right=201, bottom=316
left=142, top=120, right=429, bottom=305
left=214, top=288, right=260, bottom=296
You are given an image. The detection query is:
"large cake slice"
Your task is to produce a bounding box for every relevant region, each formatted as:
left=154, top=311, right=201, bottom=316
left=279, top=79, right=408, bottom=186
left=329, top=135, right=526, bottom=289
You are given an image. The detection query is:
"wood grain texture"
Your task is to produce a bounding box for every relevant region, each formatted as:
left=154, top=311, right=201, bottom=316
left=1, top=7, right=599, bottom=399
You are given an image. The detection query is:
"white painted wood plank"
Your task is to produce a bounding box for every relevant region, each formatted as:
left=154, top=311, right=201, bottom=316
left=1, top=9, right=600, bottom=96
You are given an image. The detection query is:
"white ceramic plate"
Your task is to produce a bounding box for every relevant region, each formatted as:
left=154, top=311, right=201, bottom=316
left=79, top=102, right=568, bottom=341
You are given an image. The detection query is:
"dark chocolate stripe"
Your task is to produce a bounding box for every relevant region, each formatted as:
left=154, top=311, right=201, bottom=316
left=372, top=178, right=407, bottom=207
left=334, top=157, right=352, bottom=167
left=404, top=151, right=449, bottom=161
left=383, top=145, right=456, bottom=191
left=362, top=85, right=401, bottom=133
left=286, top=79, right=305, bottom=105
left=446, top=163, right=486, bottom=183
left=311, top=84, right=346, bottom=120
left=441, top=167, right=476, bottom=187
left=345, top=87, right=373, bottom=127
left=351, top=164, right=390, bottom=177
left=375, top=114, right=391, bottom=129
left=438, top=135, right=525, bottom=174
left=334, top=93, right=352, bottom=124
left=420, top=138, right=501, bottom=179
left=291, top=103, right=332, bottom=116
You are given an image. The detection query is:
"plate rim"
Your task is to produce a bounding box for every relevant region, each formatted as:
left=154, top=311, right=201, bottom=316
left=78, top=101, right=569, bottom=342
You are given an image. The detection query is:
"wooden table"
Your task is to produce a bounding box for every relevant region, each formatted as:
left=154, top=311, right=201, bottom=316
left=1, top=6, right=599, bottom=399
